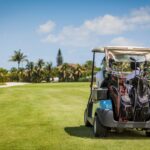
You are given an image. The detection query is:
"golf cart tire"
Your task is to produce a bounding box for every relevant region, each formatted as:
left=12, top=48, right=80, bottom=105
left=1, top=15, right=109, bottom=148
left=84, top=109, right=91, bottom=127
left=93, top=116, right=107, bottom=137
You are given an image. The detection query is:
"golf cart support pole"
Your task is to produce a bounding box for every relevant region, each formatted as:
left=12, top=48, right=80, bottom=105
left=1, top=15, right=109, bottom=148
left=90, top=52, right=95, bottom=91
left=87, top=52, right=95, bottom=117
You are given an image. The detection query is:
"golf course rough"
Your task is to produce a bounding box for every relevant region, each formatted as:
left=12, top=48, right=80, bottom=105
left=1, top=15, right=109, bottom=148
left=0, top=83, right=149, bottom=150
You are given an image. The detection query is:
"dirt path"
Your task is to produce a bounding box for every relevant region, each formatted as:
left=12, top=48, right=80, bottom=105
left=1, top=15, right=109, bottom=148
left=0, top=82, right=29, bottom=88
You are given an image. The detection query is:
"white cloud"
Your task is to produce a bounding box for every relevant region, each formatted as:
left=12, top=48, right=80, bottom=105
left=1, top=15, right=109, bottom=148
left=129, top=7, right=150, bottom=25
left=42, top=25, right=97, bottom=47
left=37, top=20, right=56, bottom=33
left=82, top=7, right=150, bottom=34
left=110, top=37, right=139, bottom=46
left=84, top=15, right=128, bottom=34
left=38, top=7, right=150, bottom=47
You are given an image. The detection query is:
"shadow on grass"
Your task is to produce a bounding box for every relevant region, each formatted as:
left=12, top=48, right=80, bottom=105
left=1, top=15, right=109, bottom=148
left=64, top=125, right=149, bottom=139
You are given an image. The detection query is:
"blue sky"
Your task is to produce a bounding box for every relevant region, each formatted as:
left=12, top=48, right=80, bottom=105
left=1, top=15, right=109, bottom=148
left=0, top=0, right=150, bottom=69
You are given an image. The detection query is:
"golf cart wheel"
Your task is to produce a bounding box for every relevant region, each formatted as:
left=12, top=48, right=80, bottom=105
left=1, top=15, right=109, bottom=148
left=84, top=109, right=91, bottom=127
left=93, top=116, right=107, bottom=137
left=146, top=131, right=150, bottom=137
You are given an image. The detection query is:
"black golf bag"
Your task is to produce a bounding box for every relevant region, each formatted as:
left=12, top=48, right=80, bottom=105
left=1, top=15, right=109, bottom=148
left=120, top=76, right=150, bottom=121
left=129, top=77, right=150, bottom=121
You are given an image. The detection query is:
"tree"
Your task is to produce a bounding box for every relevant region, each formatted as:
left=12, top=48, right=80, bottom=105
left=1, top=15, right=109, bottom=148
left=44, top=62, right=52, bottom=82
left=82, top=60, right=93, bottom=78
left=45, top=62, right=52, bottom=73
left=10, top=49, right=27, bottom=69
left=0, top=68, right=8, bottom=83
left=9, top=67, right=19, bottom=81
left=57, top=49, right=63, bottom=66
left=84, top=60, right=93, bottom=70
left=26, top=61, right=34, bottom=82
left=26, top=61, right=34, bottom=71
left=58, top=63, right=69, bottom=81
left=37, top=59, right=45, bottom=70
left=73, top=64, right=85, bottom=81
left=35, top=59, right=45, bottom=82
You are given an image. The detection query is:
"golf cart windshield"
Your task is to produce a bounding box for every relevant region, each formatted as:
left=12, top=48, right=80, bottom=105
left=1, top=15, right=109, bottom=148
left=106, top=48, right=150, bottom=73
left=108, top=53, right=150, bottom=72
left=93, top=47, right=150, bottom=78
left=108, top=51, right=150, bottom=62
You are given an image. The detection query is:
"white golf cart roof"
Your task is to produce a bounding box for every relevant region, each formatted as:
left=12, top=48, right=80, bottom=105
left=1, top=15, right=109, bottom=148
left=92, top=46, right=150, bottom=55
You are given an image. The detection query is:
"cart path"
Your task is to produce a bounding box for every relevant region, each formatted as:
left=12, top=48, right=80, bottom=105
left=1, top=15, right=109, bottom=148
left=0, top=82, right=30, bottom=88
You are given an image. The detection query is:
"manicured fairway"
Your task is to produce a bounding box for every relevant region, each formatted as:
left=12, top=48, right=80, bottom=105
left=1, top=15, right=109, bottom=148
left=0, top=83, right=149, bottom=150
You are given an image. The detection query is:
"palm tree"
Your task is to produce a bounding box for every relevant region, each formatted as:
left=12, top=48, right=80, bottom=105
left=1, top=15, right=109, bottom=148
left=58, top=63, right=69, bottom=81
left=26, top=61, right=34, bottom=82
left=45, top=62, right=52, bottom=73
left=73, top=64, right=84, bottom=81
left=36, top=59, right=45, bottom=82
left=26, top=61, right=34, bottom=71
left=37, top=59, right=45, bottom=70
left=44, top=62, right=52, bottom=82
left=10, top=49, right=27, bottom=69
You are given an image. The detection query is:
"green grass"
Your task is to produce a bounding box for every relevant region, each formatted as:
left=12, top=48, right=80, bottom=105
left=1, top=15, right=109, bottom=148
left=0, top=82, right=149, bottom=150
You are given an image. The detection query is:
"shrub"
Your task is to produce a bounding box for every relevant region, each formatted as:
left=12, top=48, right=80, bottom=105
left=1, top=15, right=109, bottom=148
left=0, top=68, right=8, bottom=83
left=78, top=77, right=90, bottom=82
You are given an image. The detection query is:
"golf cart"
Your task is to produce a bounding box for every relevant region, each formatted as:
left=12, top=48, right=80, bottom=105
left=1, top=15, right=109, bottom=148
left=84, top=46, right=150, bottom=137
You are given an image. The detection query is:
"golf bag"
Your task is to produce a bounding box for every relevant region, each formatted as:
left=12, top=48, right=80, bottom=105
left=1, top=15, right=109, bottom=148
left=129, top=77, right=150, bottom=121
left=116, top=77, right=133, bottom=121
left=120, top=94, right=133, bottom=121
left=109, top=76, right=134, bottom=121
